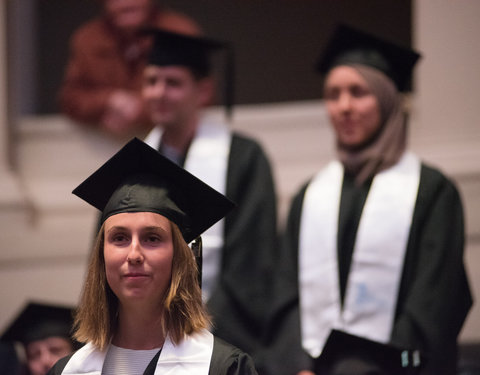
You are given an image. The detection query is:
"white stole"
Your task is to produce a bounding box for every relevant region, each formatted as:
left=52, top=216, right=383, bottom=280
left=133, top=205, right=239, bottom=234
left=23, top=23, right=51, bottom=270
left=144, top=118, right=231, bottom=301
left=299, top=152, right=421, bottom=358
left=61, top=329, right=215, bottom=375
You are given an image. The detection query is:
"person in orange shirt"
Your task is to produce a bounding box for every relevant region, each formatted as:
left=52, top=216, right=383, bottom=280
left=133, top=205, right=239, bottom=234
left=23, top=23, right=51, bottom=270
left=58, top=0, right=201, bottom=138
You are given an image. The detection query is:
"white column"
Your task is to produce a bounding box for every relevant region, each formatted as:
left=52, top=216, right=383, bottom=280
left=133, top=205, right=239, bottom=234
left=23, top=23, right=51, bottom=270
left=413, top=0, right=480, bottom=139
left=0, top=1, right=26, bottom=211
left=413, top=0, right=480, bottom=343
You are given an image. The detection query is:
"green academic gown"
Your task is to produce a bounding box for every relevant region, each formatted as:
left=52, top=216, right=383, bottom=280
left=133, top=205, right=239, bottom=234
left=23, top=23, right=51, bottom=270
left=207, top=133, right=278, bottom=365
left=261, top=162, right=472, bottom=375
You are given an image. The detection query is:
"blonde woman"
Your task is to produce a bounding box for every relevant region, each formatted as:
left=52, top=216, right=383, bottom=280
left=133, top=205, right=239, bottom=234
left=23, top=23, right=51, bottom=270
left=47, top=138, right=257, bottom=375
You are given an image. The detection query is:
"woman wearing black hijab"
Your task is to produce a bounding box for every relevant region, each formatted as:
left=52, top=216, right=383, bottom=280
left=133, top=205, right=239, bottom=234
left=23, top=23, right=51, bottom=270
left=263, top=25, right=472, bottom=375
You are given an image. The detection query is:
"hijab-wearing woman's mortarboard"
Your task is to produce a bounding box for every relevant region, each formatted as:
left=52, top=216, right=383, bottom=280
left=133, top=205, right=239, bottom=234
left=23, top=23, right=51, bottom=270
left=315, top=329, right=423, bottom=375
left=315, top=24, right=421, bottom=92
left=144, top=28, right=235, bottom=117
left=1, top=302, right=74, bottom=345
left=72, top=137, right=235, bottom=244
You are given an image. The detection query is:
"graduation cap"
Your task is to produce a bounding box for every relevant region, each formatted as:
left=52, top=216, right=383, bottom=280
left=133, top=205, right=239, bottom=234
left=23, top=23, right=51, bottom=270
left=315, top=330, right=422, bottom=375
left=72, top=137, right=235, bottom=244
left=1, top=302, right=75, bottom=345
left=145, top=28, right=235, bottom=117
left=315, top=24, right=421, bottom=92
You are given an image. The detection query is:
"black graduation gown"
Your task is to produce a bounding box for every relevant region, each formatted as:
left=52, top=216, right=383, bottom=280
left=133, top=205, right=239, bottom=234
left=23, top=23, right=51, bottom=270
left=262, top=162, right=472, bottom=375
left=0, top=342, right=23, bottom=375
left=205, top=133, right=278, bottom=364
left=47, top=336, right=258, bottom=375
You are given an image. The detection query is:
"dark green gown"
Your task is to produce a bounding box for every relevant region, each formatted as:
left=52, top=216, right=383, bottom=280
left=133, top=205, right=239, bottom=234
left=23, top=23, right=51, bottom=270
left=207, top=133, right=278, bottom=363
left=261, top=163, right=472, bottom=375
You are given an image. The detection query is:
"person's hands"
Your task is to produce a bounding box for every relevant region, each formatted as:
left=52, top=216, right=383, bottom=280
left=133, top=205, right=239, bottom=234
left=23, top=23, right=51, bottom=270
left=296, top=371, right=316, bottom=375
left=101, top=90, right=144, bottom=136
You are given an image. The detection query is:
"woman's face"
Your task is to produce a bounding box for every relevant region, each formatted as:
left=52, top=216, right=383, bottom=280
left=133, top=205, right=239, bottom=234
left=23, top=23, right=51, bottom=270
left=324, top=66, right=382, bottom=149
left=104, top=212, right=174, bottom=306
left=25, top=337, right=73, bottom=375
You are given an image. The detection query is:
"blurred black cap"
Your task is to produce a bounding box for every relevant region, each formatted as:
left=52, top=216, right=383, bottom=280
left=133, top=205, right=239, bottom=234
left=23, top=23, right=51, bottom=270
left=315, top=24, right=421, bottom=91
left=1, top=302, right=75, bottom=345
left=73, top=138, right=235, bottom=244
left=145, top=28, right=235, bottom=117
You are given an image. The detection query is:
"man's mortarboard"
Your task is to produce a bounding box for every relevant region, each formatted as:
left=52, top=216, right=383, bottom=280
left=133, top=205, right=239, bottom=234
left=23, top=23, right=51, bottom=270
left=315, top=330, right=422, bottom=375
left=315, top=24, right=421, bottom=91
left=72, top=137, right=235, bottom=244
left=145, top=28, right=235, bottom=117
left=1, top=302, right=75, bottom=345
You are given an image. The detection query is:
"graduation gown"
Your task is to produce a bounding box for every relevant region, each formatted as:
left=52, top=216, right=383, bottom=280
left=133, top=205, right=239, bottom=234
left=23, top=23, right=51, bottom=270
left=144, top=123, right=278, bottom=365
left=209, top=132, right=277, bottom=358
left=262, top=161, right=472, bottom=375
left=47, top=334, right=258, bottom=375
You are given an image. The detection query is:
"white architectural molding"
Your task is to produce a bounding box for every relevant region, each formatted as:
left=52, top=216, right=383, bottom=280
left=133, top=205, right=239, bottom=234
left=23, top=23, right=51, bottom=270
left=0, top=0, right=28, bottom=220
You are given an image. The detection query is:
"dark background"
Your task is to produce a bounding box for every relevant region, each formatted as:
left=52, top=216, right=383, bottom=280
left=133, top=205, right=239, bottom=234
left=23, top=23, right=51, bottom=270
left=34, top=0, right=412, bottom=114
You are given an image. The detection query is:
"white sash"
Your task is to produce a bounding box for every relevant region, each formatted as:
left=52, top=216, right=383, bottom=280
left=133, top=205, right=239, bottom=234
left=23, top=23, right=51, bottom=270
left=61, top=330, right=214, bottom=375
left=144, top=118, right=231, bottom=301
left=299, top=152, right=421, bottom=358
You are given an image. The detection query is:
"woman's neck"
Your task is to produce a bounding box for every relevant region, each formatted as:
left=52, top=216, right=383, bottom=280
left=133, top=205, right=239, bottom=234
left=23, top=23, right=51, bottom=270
left=113, top=304, right=166, bottom=350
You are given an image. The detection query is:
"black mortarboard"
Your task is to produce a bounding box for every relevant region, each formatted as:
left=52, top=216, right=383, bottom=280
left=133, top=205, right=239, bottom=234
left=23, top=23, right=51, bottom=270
left=1, top=302, right=74, bottom=345
left=315, top=330, right=422, bottom=375
left=315, top=24, right=421, bottom=91
left=72, top=137, right=235, bottom=244
left=145, top=28, right=235, bottom=117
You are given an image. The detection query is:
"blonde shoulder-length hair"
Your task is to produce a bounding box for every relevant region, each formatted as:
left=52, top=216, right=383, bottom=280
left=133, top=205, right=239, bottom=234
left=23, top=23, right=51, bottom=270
left=73, top=219, right=210, bottom=350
